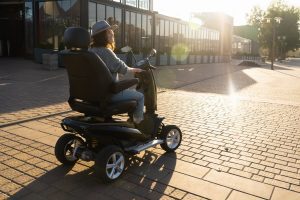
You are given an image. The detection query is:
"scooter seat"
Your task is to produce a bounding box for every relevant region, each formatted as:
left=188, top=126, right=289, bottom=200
left=69, top=98, right=137, bottom=117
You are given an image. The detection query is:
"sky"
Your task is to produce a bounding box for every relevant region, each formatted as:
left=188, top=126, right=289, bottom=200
left=153, top=0, right=300, bottom=25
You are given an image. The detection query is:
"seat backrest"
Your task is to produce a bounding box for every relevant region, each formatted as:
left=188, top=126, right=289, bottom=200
left=61, top=27, right=113, bottom=104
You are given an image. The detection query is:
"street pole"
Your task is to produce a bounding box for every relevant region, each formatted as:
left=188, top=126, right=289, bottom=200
left=267, top=17, right=282, bottom=70
left=271, top=23, right=275, bottom=70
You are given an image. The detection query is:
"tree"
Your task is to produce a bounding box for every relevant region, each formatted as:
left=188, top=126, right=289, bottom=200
left=247, top=0, right=300, bottom=58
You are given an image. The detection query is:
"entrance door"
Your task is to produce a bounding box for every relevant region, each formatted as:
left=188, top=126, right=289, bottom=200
left=0, top=2, right=24, bottom=57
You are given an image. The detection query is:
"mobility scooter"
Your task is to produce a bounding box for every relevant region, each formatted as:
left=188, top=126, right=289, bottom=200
left=55, top=27, right=182, bottom=183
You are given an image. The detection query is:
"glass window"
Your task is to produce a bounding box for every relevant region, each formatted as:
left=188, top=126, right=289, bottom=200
left=139, top=0, right=149, bottom=10
left=113, top=0, right=121, bottom=2
left=147, top=15, right=152, bottom=49
left=181, top=24, right=185, bottom=44
left=126, top=0, right=137, bottom=7
left=159, top=19, right=165, bottom=52
left=159, top=19, right=165, bottom=36
left=173, top=22, right=178, bottom=44
left=190, top=29, right=194, bottom=53
left=115, top=8, right=122, bottom=50
left=37, top=0, right=80, bottom=50
left=25, top=1, right=33, bottom=54
left=141, top=14, right=147, bottom=50
left=165, top=20, right=169, bottom=37
left=136, top=13, right=142, bottom=52
left=142, top=14, right=147, bottom=37
left=89, top=2, right=97, bottom=33
left=97, top=4, right=105, bottom=21
left=125, top=11, right=130, bottom=45
left=130, top=12, right=136, bottom=50
left=106, top=6, right=114, bottom=24
left=147, top=15, right=152, bottom=37
left=155, top=17, right=160, bottom=51
left=197, top=30, right=200, bottom=52
left=169, top=21, right=174, bottom=48
left=165, top=20, right=169, bottom=51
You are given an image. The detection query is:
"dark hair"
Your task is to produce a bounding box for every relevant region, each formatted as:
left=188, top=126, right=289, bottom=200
left=90, top=29, right=115, bottom=50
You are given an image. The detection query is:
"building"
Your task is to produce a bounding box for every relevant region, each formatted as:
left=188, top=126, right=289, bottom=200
left=0, top=0, right=232, bottom=65
left=233, top=25, right=259, bottom=56
left=154, top=13, right=221, bottom=65
left=232, top=35, right=252, bottom=55
left=193, top=12, right=234, bottom=62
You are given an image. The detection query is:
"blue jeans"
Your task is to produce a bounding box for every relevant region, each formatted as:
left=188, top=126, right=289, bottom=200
left=110, top=89, right=144, bottom=123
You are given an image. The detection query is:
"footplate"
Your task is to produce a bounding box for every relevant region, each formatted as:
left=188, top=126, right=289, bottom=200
left=124, top=139, right=164, bottom=154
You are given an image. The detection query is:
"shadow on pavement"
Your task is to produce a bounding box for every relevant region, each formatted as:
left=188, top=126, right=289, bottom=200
left=0, top=58, right=68, bottom=114
left=10, top=149, right=176, bottom=200
left=155, top=64, right=258, bottom=95
left=4, top=58, right=291, bottom=114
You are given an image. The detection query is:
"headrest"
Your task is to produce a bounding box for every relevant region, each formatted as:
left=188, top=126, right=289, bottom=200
left=63, top=27, right=90, bottom=49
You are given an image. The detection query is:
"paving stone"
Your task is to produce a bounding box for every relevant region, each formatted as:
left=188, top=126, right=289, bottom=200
left=169, top=189, right=187, bottom=199
left=290, top=185, right=300, bottom=193
left=274, top=175, right=300, bottom=185
left=264, top=178, right=290, bottom=189
left=182, top=193, right=208, bottom=200
left=251, top=175, right=264, bottom=182
left=138, top=153, right=211, bottom=179
left=228, top=168, right=252, bottom=178
left=161, top=171, right=231, bottom=200
left=271, top=187, right=300, bottom=200
left=1, top=60, right=300, bottom=198
left=204, top=170, right=274, bottom=199
left=227, top=191, right=264, bottom=200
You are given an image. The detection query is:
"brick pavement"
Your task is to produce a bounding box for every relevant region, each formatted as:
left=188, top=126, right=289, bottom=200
left=1, top=58, right=300, bottom=199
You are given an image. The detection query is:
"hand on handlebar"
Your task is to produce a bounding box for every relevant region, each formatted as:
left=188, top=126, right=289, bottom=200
left=128, top=67, right=144, bottom=73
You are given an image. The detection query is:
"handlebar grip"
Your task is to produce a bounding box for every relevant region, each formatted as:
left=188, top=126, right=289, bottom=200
left=149, top=65, right=156, bottom=70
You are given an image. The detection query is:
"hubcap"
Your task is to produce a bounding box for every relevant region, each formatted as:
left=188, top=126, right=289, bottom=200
left=166, top=129, right=181, bottom=149
left=64, top=138, right=82, bottom=161
left=106, top=152, right=125, bottom=180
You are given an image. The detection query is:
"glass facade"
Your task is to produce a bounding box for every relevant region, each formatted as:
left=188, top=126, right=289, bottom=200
left=155, top=16, right=220, bottom=56
left=139, top=0, right=150, bottom=10
left=88, top=2, right=123, bottom=51
left=126, top=0, right=137, bottom=7
left=36, top=0, right=80, bottom=50
left=125, top=10, right=152, bottom=53
left=125, top=0, right=150, bottom=10
left=25, top=1, right=33, bottom=54
left=21, top=0, right=225, bottom=65
left=88, top=1, right=152, bottom=53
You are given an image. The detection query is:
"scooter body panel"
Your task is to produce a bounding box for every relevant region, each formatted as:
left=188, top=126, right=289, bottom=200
left=61, top=117, right=149, bottom=142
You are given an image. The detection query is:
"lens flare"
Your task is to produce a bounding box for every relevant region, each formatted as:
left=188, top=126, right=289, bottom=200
left=171, top=43, right=190, bottom=62
left=188, top=15, right=203, bottom=30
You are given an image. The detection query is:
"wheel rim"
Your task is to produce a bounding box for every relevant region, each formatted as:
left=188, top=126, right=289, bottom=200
left=106, top=152, right=125, bottom=180
left=64, top=138, right=82, bottom=161
left=166, top=129, right=181, bottom=149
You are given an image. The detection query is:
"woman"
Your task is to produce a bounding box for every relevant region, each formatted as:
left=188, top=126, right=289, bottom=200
left=89, top=20, right=144, bottom=124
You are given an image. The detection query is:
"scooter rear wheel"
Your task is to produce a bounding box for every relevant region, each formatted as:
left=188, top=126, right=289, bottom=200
left=160, top=125, right=182, bottom=152
left=55, top=133, right=84, bottom=165
left=95, top=145, right=126, bottom=183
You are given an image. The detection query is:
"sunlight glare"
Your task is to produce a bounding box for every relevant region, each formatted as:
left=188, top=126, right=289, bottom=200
left=153, top=0, right=294, bottom=25
left=228, top=79, right=239, bottom=106
left=171, top=43, right=190, bottom=62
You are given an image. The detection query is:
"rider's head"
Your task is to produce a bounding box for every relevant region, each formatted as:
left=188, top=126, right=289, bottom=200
left=90, top=20, right=117, bottom=50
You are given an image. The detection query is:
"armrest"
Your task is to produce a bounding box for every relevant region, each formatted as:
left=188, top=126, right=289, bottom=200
left=111, top=78, right=139, bottom=93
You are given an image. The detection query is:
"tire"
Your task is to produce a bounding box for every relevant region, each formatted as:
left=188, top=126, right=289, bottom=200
left=95, top=145, right=126, bottom=183
left=160, top=125, right=182, bottom=152
left=55, top=133, right=84, bottom=165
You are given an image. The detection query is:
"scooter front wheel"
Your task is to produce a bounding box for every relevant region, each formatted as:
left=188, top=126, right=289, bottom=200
left=160, top=125, right=182, bottom=152
left=55, top=133, right=84, bottom=165
left=95, top=145, right=126, bottom=183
